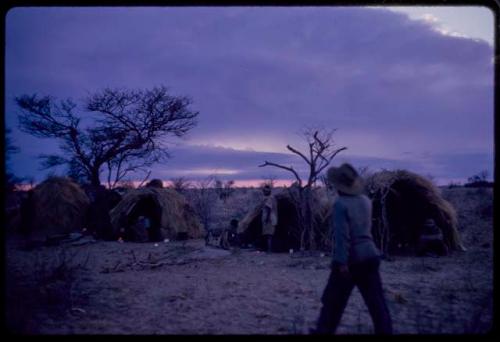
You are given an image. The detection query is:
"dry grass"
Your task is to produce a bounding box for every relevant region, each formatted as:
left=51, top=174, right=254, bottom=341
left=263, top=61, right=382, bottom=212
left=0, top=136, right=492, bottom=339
left=31, top=177, right=90, bottom=238
left=4, top=185, right=492, bottom=334
left=109, top=187, right=203, bottom=240
left=5, top=247, right=90, bottom=334
left=365, top=170, right=464, bottom=253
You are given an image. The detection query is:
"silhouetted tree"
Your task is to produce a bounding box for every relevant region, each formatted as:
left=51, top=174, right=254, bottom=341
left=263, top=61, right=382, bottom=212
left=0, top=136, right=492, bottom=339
left=188, top=176, right=217, bottom=244
left=5, top=128, right=21, bottom=192
left=170, top=176, right=192, bottom=194
left=16, top=86, right=199, bottom=187
left=214, top=178, right=235, bottom=202
left=466, top=170, right=492, bottom=188
left=260, top=175, right=277, bottom=189
left=259, top=128, right=346, bottom=251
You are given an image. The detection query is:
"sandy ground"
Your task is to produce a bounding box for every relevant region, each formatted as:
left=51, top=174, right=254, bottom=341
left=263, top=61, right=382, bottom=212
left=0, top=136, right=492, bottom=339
left=4, top=187, right=493, bottom=334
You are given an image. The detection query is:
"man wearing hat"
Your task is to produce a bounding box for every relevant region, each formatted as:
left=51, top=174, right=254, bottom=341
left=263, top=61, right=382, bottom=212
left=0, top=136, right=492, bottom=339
left=261, top=184, right=278, bottom=253
left=313, top=163, right=392, bottom=334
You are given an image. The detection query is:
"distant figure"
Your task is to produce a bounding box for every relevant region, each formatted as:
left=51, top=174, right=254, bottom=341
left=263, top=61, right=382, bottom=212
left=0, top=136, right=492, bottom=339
left=416, top=218, right=448, bottom=257
left=127, top=215, right=151, bottom=242
left=313, top=163, right=392, bottom=335
left=261, top=184, right=278, bottom=253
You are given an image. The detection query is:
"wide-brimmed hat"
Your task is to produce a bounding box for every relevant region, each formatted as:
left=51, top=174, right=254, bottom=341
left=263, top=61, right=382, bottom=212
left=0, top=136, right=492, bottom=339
left=327, top=163, right=364, bottom=195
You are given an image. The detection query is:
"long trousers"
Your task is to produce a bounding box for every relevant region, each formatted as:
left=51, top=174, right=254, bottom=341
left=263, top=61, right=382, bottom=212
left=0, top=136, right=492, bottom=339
left=315, top=257, right=393, bottom=334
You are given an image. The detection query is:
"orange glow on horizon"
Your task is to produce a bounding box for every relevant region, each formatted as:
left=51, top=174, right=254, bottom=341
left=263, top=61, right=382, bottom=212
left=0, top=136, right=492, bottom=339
left=114, top=178, right=294, bottom=188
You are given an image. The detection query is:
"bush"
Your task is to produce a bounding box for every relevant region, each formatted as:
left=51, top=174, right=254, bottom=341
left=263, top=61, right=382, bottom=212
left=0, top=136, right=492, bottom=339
left=5, top=248, right=89, bottom=333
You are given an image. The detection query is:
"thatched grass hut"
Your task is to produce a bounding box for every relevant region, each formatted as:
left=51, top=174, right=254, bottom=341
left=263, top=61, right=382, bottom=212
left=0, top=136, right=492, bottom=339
left=365, top=170, right=465, bottom=255
left=237, top=187, right=333, bottom=252
left=109, top=187, right=203, bottom=242
left=146, top=179, right=164, bottom=189
left=27, top=177, right=90, bottom=239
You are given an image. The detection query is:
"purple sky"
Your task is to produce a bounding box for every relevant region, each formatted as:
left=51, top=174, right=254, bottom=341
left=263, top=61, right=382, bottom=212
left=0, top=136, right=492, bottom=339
left=5, top=7, right=494, bottom=186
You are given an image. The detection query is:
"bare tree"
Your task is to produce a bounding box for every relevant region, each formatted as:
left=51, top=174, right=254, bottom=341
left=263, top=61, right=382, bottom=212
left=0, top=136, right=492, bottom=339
left=478, top=170, right=489, bottom=181
left=5, top=128, right=20, bottom=158
left=170, top=176, right=192, bottom=194
left=468, top=170, right=490, bottom=184
left=357, top=165, right=371, bottom=179
left=188, top=176, right=217, bottom=240
left=5, top=128, right=21, bottom=191
left=260, top=175, right=277, bottom=189
left=16, top=86, right=199, bottom=186
left=259, top=128, right=346, bottom=251
left=214, top=178, right=235, bottom=202
left=136, top=171, right=153, bottom=188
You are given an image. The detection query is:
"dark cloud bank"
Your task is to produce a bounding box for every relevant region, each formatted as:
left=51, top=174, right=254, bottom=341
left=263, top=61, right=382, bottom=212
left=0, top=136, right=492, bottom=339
left=5, top=7, right=494, bottom=185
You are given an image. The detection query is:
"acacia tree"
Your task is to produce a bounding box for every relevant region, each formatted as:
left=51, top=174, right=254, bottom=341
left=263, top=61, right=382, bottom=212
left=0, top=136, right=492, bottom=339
left=259, top=128, right=346, bottom=251
left=16, top=86, right=199, bottom=187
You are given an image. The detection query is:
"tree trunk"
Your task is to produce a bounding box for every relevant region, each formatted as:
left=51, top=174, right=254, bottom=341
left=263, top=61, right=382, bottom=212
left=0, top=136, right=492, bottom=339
left=295, top=186, right=316, bottom=252
left=303, top=187, right=315, bottom=251
left=89, top=167, right=101, bottom=187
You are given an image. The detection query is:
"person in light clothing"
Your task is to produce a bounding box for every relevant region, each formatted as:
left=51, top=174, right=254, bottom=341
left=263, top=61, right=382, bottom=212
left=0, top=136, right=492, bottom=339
left=313, top=163, right=392, bottom=335
left=261, top=184, right=278, bottom=253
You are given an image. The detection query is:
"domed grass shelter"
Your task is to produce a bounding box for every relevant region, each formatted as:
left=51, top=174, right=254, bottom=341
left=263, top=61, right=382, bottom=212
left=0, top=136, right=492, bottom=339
left=145, top=178, right=164, bottom=189
left=21, top=177, right=90, bottom=240
left=365, top=170, right=465, bottom=256
left=237, top=187, right=334, bottom=252
left=109, top=187, right=203, bottom=242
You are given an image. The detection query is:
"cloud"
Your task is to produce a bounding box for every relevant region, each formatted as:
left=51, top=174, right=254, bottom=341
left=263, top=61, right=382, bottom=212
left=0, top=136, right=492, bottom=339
left=5, top=7, right=494, bottom=184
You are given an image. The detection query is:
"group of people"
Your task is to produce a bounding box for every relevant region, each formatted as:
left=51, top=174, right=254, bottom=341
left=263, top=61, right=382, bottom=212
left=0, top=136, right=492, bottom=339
left=18, top=161, right=455, bottom=334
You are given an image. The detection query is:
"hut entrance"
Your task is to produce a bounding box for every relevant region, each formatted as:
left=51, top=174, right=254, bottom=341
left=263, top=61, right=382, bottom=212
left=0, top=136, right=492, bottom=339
left=240, top=195, right=301, bottom=252
left=368, top=170, right=463, bottom=256
left=384, top=179, right=430, bottom=252
left=125, top=196, right=162, bottom=242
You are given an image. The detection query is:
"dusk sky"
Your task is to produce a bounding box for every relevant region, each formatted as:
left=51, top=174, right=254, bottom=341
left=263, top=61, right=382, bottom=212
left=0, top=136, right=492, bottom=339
left=5, top=6, right=495, bottom=186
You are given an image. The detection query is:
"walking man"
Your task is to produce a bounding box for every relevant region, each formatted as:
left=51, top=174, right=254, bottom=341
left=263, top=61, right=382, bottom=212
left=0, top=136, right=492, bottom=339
left=313, top=163, right=392, bottom=334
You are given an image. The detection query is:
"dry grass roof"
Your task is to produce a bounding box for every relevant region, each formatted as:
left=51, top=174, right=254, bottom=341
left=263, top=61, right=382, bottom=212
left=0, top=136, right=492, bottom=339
left=31, top=177, right=90, bottom=238
left=109, top=187, right=203, bottom=240
left=365, top=169, right=465, bottom=253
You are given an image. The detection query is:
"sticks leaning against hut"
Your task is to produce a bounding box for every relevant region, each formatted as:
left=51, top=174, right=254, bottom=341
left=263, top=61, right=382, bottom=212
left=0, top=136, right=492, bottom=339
left=365, top=170, right=466, bottom=256
left=364, top=171, right=397, bottom=255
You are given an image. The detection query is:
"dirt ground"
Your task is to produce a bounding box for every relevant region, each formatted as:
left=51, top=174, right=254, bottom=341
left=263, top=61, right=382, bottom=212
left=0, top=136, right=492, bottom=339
left=4, top=187, right=493, bottom=334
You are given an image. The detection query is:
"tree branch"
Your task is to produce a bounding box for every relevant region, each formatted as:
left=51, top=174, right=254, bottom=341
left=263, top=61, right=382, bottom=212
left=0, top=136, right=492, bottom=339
left=286, top=145, right=310, bottom=166
left=316, top=147, right=348, bottom=174
left=259, top=161, right=302, bottom=186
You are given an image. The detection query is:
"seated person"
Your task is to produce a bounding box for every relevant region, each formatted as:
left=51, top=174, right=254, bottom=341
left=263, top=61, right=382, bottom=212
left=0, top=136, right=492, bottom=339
left=416, top=218, right=449, bottom=257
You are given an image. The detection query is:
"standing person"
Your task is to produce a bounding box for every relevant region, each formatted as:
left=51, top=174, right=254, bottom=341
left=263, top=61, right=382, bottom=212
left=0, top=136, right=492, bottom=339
left=313, top=163, right=392, bottom=334
left=261, top=184, right=278, bottom=253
